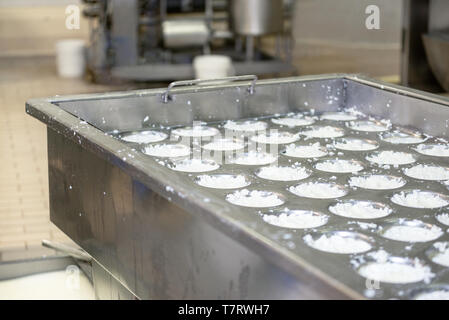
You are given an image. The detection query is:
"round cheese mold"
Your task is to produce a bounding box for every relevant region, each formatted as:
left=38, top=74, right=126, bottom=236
left=195, top=174, right=250, bottom=189
left=304, top=231, right=373, bottom=254
left=143, top=143, right=190, bottom=158
left=289, top=182, right=348, bottom=199
left=413, top=288, right=449, bottom=300
left=225, top=189, right=285, bottom=208
left=120, top=130, right=167, bottom=144
left=414, top=144, right=449, bottom=157
left=167, top=158, right=219, bottom=173
left=271, top=115, right=315, bottom=127
left=202, top=138, right=245, bottom=151
left=262, top=209, right=328, bottom=229
left=347, top=120, right=390, bottom=132
left=380, top=220, right=443, bottom=243
left=255, top=165, right=311, bottom=181
left=281, top=143, right=328, bottom=158
left=223, top=120, right=267, bottom=132
left=426, top=242, right=449, bottom=268
left=171, top=126, right=219, bottom=138
left=381, top=131, right=426, bottom=144
left=301, top=126, right=345, bottom=138
left=329, top=200, right=393, bottom=219
left=250, top=131, right=299, bottom=144
left=333, top=138, right=378, bottom=151
left=320, top=112, right=358, bottom=121
left=315, top=159, right=364, bottom=173
left=403, top=164, right=449, bottom=181
left=231, top=151, right=278, bottom=166
left=366, top=151, right=416, bottom=166
left=391, top=190, right=449, bottom=209
left=358, top=257, right=433, bottom=284
left=348, top=174, right=406, bottom=190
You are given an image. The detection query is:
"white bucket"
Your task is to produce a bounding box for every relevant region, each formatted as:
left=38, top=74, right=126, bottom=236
left=193, top=55, right=235, bottom=82
left=55, top=39, right=86, bottom=78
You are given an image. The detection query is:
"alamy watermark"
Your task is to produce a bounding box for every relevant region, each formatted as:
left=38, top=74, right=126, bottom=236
left=65, top=5, right=80, bottom=30
left=365, top=5, right=380, bottom=30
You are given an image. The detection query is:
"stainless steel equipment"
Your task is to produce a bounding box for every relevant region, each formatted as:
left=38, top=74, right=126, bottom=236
left=82, top=0, right=295, bottom=82
left=422, top=32, right=449, bottom=92
left=401, top=0, right=449, bottom=92
left=26, top=74, right=449, bottom=299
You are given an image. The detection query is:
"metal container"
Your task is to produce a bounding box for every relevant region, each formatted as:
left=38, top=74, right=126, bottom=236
left=229, top=0, right=283, bottom=36
left=422, top=32, right=449, bottom=92
left=26, top=74, right=449, bottom=299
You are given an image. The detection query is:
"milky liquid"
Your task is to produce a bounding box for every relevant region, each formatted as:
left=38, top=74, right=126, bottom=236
left=415, top=290, right=449, bottom=300
left=226, top=189, right=284, bottom=208
left=404, top=164, right=449, bottom=181
left=232, top=151, right=277, bottom=165
left=263, top=210, right=328, bottom=229
left=251, top=131, right=299, bottom=144
left=256, top=166, right=310, bottom=181
left=382, top=224, right=443, bottom=242
left=366, top=151, right=416, bottom=165
left=321, top=112, right=358, bottom=121
left=282, top=143, right=327, bottom=158
left=121, top=130, right=167, bottom=144
left=415, top=144, right=449, bottom=157
left=196, top=174, right=250, bottom=189
left=304, top=233, right=372, bottom=254
left=202, top=139, right=245, bottom=151
left=358, top=262, right=432, bottom=284
left=172, top=126, right=219, bottom=137
left=168, top=158, right=219, bottom=173
left=143, top=144, right=190, bottom=157
left=271, top=116, right=315, bottom=127
left=334, top=138, right=378, bottom=151
left=301, top=126, right=345, bottom=138
left=348, top=121, right=389, bottom=132
left=349, top=175, right=406, bottom=190
left=315, top=160, right=364, bottom=173
left=289, top=182, right=347, bottom=199
left=391, top=190, right=449, bottom=209
left=436, top=213, right=449, bottom=226
left=329, top=201, right=392, bottom=219
left=224, top=120, right=267, bottom=132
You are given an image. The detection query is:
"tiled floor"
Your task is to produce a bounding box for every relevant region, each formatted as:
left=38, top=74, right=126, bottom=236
left=0, top=56, right=139, bottom=262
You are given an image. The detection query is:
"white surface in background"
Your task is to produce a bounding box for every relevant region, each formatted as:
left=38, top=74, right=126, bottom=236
left=0, top=270, right=95, bottom=300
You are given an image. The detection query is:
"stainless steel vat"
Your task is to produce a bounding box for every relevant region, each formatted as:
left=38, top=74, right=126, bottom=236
left=26, top=74, right=449, bottom=299
left=229, top=0, right=283, bottom=36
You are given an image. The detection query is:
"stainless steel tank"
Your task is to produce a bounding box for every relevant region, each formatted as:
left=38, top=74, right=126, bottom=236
left=229, top=0, right=284, bottom=36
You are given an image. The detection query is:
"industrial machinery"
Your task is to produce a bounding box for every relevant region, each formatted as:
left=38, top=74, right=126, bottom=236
left=82, top=0, right=295, bottom=82
left=401, top=0, right=449, bottom=92
left=27, top=74, right=449, bottom=299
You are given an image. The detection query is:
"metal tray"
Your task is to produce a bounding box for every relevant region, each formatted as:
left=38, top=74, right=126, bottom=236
left=26, top=74, right=449, bottom=299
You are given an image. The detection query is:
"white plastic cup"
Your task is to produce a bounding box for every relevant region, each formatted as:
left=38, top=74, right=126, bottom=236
left=55, top=39, right=86, bottom=78
left=193, top=55, right=235, bottom=82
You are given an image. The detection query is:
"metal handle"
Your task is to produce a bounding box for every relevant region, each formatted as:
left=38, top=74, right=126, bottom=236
left=161, top=74, right=258, bottom=103
left=42, top=239, right=92, bottom=262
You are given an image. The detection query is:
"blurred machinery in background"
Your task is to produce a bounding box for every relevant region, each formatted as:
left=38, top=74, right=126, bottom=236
left=82, top=0, right=295, bottom=82
left=402, top=0, right=449, bottom=92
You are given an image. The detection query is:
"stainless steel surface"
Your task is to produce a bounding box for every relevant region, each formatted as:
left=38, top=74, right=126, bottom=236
left=26, top=74, right=449, bottom=299
left=41, top=240, right=92, bottom=262
left=161, top=75, right=257, bottom=103
left=229, top=0, right=283, bottom=36
left=422, top=33, right=449, bottom=92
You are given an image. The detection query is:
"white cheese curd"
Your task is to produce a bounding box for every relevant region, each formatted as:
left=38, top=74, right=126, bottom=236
left=366, top=151, right=416, bottom=165
left=172, top=126, right=219, bottom=138
left=349, top=175, right=406, bottom=190
left=251, top=131, right=299, bottom=144
left=382, top=223, right=443, bottom=242
left=391, top=190, right=449, bottom=209
left=289, top=182, right=347, bottom=199
left=143, top=143, right=190, bottom=157
left=256, top=166, right=311, bottom=181
left=121, top=130, right=167, bottom=144
left=232, top=151, right=278, bottom=165
left=348, top=120, right=390, bottom=132
left=271, top=115, right=315, bottom=127
left=202, top=138, right=245, bottom=151
left=282, top=143, right=328, bottom=158
left=304, top=233, right=372, bottom=254
left=403, top=164, right=449, bottom=181
left=315, top=159, right=364, bottom=173
left=223, top=120, right=267, bottom=132
left=329, top=201, right=392, bottom=219
left=226, top=189, right=284, bottom=208
left=320, top=112, right=358, bottom=121
left=414, top=144, right=449, bottom=157
left=262, top=210, right=328, bottom=229
left=195, top=174, right=250, bottom=189
left=334, top=138, right=378, bottom=151
left=358, top=261, right=433, bottom=284
left=168, top=158, right=219, bottom=173
left=301, top=126, right=345, bottom=138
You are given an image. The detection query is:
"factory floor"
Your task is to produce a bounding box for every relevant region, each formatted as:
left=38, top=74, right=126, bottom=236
left=0, top=56, right=139, bottom=262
